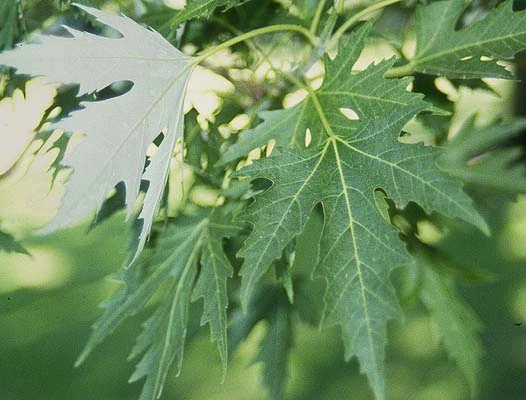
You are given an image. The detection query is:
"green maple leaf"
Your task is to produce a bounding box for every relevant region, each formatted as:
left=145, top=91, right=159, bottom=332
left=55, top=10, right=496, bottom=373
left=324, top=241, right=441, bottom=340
left=231, top=24, right=488, bottom=399
left=411, top=0, right=526, bottom=79
left=0, top=5, right=195, bottom=262
left=191, top=209, right=242, bottom=377
left=75, top=209, right=239, bottom=399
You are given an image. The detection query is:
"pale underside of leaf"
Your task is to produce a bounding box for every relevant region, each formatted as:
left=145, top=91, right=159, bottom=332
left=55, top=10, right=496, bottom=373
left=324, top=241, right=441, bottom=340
left=0, top=4, right=196, bottom=262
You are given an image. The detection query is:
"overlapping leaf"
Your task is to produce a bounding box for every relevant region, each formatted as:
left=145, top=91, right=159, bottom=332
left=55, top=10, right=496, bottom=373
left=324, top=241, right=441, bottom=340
left=0, top=5, right=195, bottom=261
left=232, top=24, right=487, bottom=399
left=75, top=209, right=238, bottom=400
left=192, top=210, right=241, bottom=376
left=412, top=0, right=526, bottom=79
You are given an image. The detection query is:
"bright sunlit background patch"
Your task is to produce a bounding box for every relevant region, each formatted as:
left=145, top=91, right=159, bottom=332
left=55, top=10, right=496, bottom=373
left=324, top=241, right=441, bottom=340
left=0, top=77, right=56, bottom=174
left=0, top=246, right=71, bottom=293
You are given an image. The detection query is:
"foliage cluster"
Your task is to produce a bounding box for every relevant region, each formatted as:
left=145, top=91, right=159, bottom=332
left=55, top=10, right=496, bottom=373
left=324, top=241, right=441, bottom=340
left=1, top=1, right=526, bottom=399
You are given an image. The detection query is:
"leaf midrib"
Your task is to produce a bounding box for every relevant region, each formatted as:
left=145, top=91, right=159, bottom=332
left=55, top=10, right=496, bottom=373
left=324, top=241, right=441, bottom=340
left=328, top=137, right=378, bottom=375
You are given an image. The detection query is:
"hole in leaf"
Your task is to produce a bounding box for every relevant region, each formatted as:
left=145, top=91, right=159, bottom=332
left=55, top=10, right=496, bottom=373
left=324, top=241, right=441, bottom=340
left=283, top=89, right=308, bottom=108
left=339, top=107, right=360, bottom=121
left=94, top=80, right=134, bottom=101
left=305, top=128, right=312, bottom=147
left=266, top=139, right=276, bottom=157
left=147, top=132, right=165, bottom=158
left=153, top=132, right=165, bottom=147
left=250, top=177, right=272, bottom=194
left=90, top=181, right=126, bottom=229
left=460, top=56, right=473, bottom=61
left=373, top=188, right=391, bottom=223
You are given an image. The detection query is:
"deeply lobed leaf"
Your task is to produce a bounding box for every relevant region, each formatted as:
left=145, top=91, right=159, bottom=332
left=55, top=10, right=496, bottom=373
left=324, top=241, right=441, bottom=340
left=0, top=5, right=195, bottom=261
left=232, top=23, right=487, bottom=399
left=76, top=210, right=238, bottom=399
left=220, top=23, right=425, bottom=165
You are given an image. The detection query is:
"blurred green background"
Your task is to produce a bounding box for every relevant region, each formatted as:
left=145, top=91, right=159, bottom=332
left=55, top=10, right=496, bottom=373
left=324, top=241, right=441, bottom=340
left=2, top=194, right=526, bottom=400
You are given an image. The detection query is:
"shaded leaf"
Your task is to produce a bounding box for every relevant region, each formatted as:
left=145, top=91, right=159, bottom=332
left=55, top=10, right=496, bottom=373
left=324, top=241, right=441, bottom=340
left=439, top=117, right=526, bottom=193
left=255, top=300, right=293, bottom=400
left=227, top=286, right=293, bottom=399
left=414, top=250, right=483, bottom=394
left=0, top=229, right=29, bottom=255
left=76, top=210, right=238, bottom=399
left=227, top=285, right=275, bottom=357
left=192, top=209, right=242, bottom=377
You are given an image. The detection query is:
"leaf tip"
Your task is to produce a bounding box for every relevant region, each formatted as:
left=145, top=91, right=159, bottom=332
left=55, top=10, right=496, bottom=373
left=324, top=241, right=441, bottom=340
left=74, top=349, right=89, bottom=368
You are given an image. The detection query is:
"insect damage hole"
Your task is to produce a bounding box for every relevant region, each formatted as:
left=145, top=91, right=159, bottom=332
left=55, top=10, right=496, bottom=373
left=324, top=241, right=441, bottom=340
left=339, top=107, right=360, bottom=121
left=146, top=132, right=165, bottom=159
left=305, top=128, right=312, bottom=147
left=93, top=80, right=134, bottom=101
